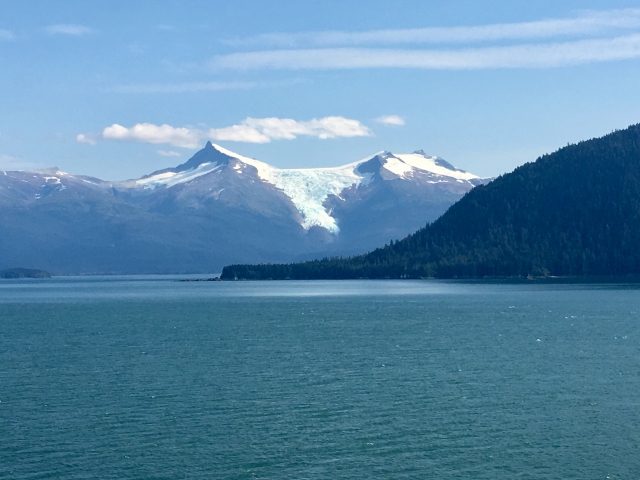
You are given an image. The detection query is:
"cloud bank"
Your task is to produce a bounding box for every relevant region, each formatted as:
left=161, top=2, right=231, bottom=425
left=209, top=117, right=371, bottom=143
left=78, top=117, right=372, bottom=148
left=214, top=9, right=640, bottom=71
left=45, top=24, right=93, bottom=36
left=225, top=9, right=640, bottom=47
left=102, top=124, right=202, bottom=149
left=210, top=34, right=640, bottom=71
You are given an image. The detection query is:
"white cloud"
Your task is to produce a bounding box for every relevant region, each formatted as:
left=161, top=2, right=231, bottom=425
left=79, top=116, right=372, bottom=148
left=45, top=24, right=93, bottom=36
left=209, top=117, right=371, bottom=143
left=225, top=9, right=640, bottom=47
left=158, top=150, right=181, bottom=157
left=76, top=134, right=97, bottom=145
left=102, top=123, right=202, bottom=149
left=208, top=124, right=271, bottom=143
left=376, top=115, right=405, bottom=126
left=210, top=34, right=640, bottom=71
left=214, top=9, right=640, bottom=72
left=0, top=29, right=15, bottom=41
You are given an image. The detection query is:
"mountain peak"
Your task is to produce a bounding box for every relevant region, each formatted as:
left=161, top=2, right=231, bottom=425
left=139, top=142, right=235, bottom=181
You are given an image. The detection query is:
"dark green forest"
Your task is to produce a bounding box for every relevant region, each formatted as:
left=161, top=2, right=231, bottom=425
left=221, top=123, right=640, bottom=280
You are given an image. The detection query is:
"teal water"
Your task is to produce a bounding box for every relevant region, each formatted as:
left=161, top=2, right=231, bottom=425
left=1, top=278, right=639, bottom=479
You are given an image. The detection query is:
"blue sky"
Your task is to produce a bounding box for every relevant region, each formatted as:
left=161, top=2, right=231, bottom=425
left=2, top=0, right=640, bottom=180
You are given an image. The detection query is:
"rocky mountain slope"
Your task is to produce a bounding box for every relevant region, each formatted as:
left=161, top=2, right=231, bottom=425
left=0, top=142, right=484, bottom=274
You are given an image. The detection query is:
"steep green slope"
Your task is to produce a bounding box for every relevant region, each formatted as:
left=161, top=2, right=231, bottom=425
left=221, top=123, right=640, bottom=279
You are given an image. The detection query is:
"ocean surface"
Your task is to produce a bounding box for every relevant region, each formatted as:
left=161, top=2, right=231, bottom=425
left=1, top=277, right=639, bottom=479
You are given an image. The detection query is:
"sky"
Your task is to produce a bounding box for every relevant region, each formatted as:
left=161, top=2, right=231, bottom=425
left=2, top=0, right=640, bottom=180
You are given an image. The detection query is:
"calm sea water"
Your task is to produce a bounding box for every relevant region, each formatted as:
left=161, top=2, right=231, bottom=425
left=1, top=277, right=639, bottom=479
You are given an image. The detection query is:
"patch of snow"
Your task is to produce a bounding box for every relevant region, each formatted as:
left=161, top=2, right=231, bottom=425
left=146, top=171, right=177, bottom=181
left=136, top=162, right=221, bottom=189
left=44, top=177, right=61, bottom=184
left=393, top=153, right=479, bottom=181
left=211, top=144, right=273, bottom=180
left=382, top=156, right=414, bottom=177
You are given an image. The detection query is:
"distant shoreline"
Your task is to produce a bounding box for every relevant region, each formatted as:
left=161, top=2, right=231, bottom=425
left=216, top=274, right=640, bottom=284
left=0, top=268, right=51, bottom=279
left=5, top=271, right=640, bottom=284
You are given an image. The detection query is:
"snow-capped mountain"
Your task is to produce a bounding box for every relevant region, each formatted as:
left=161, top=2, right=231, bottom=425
left=0, top=143, right=487, bottom=274
left=128, top=142, right=483, bottom=233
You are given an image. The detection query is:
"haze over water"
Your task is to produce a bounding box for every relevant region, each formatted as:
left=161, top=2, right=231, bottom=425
left=1, top=278, right=639, bottom=479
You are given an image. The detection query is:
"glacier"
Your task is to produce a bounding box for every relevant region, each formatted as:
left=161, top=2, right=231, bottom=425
left=134, top=143, right=481, bottom=234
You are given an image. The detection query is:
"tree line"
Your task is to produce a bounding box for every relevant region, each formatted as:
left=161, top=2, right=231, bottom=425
left=221, top=123, right=640, bottom=280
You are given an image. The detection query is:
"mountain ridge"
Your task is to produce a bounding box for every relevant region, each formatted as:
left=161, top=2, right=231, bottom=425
left=0, top=143, right=485, bottom=274
left=220, top=123, right=640, bottom=280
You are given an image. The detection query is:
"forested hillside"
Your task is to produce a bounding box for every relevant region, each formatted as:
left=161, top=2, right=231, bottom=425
left=221, top=123, right=640, bottom=279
